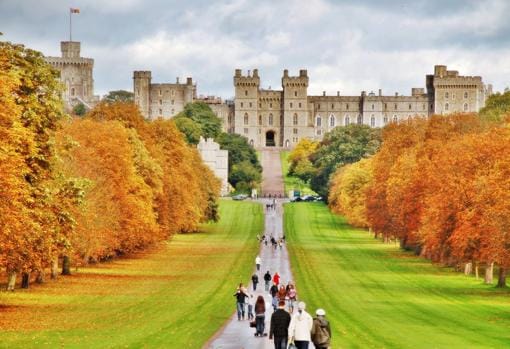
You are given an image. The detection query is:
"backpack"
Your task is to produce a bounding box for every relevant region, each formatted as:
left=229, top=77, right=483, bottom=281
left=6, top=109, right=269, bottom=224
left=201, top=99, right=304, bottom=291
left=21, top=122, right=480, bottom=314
left=314, top=321, right=330, bottom=345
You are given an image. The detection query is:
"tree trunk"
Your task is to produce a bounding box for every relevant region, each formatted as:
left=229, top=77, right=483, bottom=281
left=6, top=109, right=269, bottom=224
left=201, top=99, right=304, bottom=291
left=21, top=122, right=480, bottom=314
left=484, top=262, right=494, bottom=284
left=62, top=255, right=71, bottom=275
left=21, top=272, right=30, bottom=289
left=497, top=267, right=506, bottom=288
left=51, top=257, right=59, bottom=279
left=475, top=263, right=479, bottom=279
left=36, top=270, right=45, bottom=284
left=399, top=237, right=407, bottom=249
left=6, top=270, right=16, bottom=291
left=464, top=262, right=472, bottom=275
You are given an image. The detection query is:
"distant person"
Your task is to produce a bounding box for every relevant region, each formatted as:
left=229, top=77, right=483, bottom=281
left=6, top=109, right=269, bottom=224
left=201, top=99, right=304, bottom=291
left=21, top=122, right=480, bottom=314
left=233, top=283, right=249, bottom=321
left=247, top=294, right=255, bottom=321
left=270, top=300, right=291, bottom=349
left=273, top=272, right=280, bottom=286
left=311, top=308, right=331, bottom=349
left=254, top=295, right=266, bottom=337
left=252, top=273, right=259, bottom=291
left=264, top=271, right=272, bottom=291
left=288, top=302, right=313, bottom=349
left=255, top=255, right=262, bottom=271
left=287, top=284, right=297, bottom=313
left=269, top=283, right=279, bottom=311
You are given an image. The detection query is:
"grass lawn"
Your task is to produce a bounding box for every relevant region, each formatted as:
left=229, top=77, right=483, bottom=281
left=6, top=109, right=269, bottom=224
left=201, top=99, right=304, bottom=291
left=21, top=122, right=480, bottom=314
left=279, top=151, right=316, bottom=196
left=0, top=200, right=263, bottom=349
left=284, top=202, right=510, bottom=349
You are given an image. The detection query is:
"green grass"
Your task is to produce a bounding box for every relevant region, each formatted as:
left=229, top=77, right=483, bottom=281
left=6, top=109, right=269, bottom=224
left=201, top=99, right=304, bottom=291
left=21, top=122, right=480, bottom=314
left=0, top=200, right=264, bottom=349
left=285, top=202, right=510, bottom=349
left=280, top=151, right=316, bottom=196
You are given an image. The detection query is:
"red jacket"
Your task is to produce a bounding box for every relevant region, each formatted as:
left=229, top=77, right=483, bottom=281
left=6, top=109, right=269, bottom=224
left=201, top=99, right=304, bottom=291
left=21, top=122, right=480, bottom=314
left=273, top=273, right=280, bottom=285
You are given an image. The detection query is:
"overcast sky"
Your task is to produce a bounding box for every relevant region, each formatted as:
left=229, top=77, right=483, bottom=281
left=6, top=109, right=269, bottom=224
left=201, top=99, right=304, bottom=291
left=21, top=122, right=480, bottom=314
left=1, top=0, right=509, bottom=98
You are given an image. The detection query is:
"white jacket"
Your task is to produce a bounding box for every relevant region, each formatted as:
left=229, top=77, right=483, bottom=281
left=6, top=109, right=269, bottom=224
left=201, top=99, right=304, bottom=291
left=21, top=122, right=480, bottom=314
left=288, top=310, right=313, bottom=341
left=255, top=256, right=261, bottom=264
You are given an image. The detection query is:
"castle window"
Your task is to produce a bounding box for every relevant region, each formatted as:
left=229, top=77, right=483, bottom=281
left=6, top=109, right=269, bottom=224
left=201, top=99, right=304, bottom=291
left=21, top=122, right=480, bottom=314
left=259, top=115, right=262, bottom=125
left=244, top=113, right=249, bottom=125
left=372, top=104, right=374, bottom=110
left=171, top=100, right=174, bottom=105
left=316, top=115, right=322, bottom=127
left=293, top=128, right=298, bottom=135
left=245, top=90, right=248, bottom=96
left=409, top=104, right=412, bottom=110
left=318, top=104, right=321, bottom=110
left=346, top=104, right=349, bottom=110
left=331, top=104, right=334, bottom=109
left=71, top=88, right=75, bottom=96
left=293, top=114, right=298, bottom=126
left=244, top=128, right=248, bottom=134
left=290, top=102, right=293, bottom=108
left=249, top=102, right=252, bottom=107
left=159, top=90, right=161, bottom=96
left=384, top=103, right=387, bottom=110
left=329, top=115, right=335, bottom=127
left=299, top=102, right=302, bottom=108
left=464, top=103, right=468, bottom=112
left=371, top=116, right=375, bottom=127
left=394, top=103, right=398, bottom=110
left=445, top=103, right=449, bottom=111
left=464, top=92, right=468, bottom=99
left=344, top=116, right=350, bottom=126
left=452, top=93, right=456, bottom=100
left=270, top=103, right=273, bottom=108
left=317, top=129, right=322, bottom=136
left=294, top=91, right=298, bottom=97
left=357, top=115, right=363, bottom=125
left=171, top=90, right=175, bottom=96
left=241, top=102, right=244, bottom=108
left=269, top=114, right=273, bottom=125
left=393, top=115, right=398, bottom=123
left=383, top=116, right=388, bottom=124
left=259, top=103, right=261, bottom=108
left=159, top=99, right=162, bottom=105
left=159, top=109, right=162, bottom=115
left=445, top=92, right=449, bottom=99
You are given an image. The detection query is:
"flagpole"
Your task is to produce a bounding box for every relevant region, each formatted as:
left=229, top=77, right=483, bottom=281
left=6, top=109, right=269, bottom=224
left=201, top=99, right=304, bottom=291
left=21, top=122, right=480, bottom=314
left=69, top=8, right=72, bottom=41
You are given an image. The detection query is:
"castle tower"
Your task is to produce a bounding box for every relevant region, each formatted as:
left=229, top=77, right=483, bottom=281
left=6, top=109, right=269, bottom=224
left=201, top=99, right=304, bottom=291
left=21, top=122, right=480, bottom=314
left=282, top=69, right=309, bottom=148
left=133, top=71, right=152, bottom=119
left=234, top=69, right=260, bottom=146
left=45, top=41, right=98, bottom=110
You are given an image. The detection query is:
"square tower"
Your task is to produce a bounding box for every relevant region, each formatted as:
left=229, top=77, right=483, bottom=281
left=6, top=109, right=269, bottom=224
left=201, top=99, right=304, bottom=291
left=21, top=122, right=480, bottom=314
left=234, top=69, right=260, bottom=147
left=282, top=69, right=310, bottom=148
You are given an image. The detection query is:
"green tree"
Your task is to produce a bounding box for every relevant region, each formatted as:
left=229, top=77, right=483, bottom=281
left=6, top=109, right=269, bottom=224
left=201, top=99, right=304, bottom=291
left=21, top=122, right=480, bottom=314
left=173, top=116, right=202, bottom=144
left=293, top=158, right=316, bottom=183
left=230, top=160, right=262, bottom=191
left=479, top=90, right=510, bottom=123
left=103, top=90, right=134, bottom=103
left=73, top=103, right=86, bottom=116
left=310, top=124, right=381, bottom=199
left=175, top=102, right=222, bottom=140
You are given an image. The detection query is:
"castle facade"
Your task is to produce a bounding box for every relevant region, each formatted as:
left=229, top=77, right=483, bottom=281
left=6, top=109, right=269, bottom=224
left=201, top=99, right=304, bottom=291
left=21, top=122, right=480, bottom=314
left=45, top=41, right=99, bottom=109
left=134, top=65, right=490, bottom=149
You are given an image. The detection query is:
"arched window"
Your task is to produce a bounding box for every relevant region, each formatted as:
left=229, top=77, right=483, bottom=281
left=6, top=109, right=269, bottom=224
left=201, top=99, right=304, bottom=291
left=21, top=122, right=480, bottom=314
left=244, top=113, right=249, bottom=125
left=464, top=91, right=468, bottom=99
left=371, top=104, right=374, bottom=110
left=346, top=104, right=349, bottom=110
left=245, top=90, right=248, bottom=96
left=259, top=115, right=262, bottom=125
left=409, top=104, right=412, bottom=110
left=329, top=115, right=335, bottom=127
left=294, top=91, right=298, bottom=97
left=393, top=115, right=398, bottom=123
left=383, top=116, right=388, bottom=124
left=344, top=116, right=350, bottom=126
left=285, top=139, right=290, bottom=148
left=463, top=103, right=468, bottom=112
left=445, top=92, right=449, bottom=99
left=293, top=113, right=298, bottom=126
left=316, top=115, right=322, bottom=127
left=269, top=113, right=273, bottom=125
left=357, top=115, right=363, bottom=125
left=370, top=115, right=375, bottom=127
left=445, top=103, right=449, bottom=111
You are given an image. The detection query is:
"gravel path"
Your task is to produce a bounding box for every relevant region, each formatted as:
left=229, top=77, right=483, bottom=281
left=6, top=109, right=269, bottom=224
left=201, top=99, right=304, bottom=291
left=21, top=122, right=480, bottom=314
left=260, top=149, right=285, bottom=197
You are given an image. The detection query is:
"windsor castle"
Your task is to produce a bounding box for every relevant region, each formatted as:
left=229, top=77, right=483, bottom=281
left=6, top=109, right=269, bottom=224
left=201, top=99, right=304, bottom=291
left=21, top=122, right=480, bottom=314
left=46, top=41, right=492, bottom=149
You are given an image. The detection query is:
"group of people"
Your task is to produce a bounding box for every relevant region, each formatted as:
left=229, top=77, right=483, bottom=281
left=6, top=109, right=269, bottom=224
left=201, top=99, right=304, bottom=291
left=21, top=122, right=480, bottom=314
left=233, top=255, right=332, bottom=348
left=257, top=234, right=286, bottom=250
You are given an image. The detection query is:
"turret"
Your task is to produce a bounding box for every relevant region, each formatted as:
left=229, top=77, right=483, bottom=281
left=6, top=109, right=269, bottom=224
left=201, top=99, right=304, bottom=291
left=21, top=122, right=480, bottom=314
left=133, top=71, right=152, bottom=119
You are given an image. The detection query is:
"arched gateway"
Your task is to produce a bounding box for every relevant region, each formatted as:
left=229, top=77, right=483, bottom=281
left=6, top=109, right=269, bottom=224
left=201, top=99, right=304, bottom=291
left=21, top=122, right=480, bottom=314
left=265, top=130, right=276, bottom=147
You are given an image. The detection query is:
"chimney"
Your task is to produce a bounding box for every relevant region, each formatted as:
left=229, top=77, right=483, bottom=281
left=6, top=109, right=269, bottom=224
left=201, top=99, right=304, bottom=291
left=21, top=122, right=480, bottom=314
left=378, top=89, right=382, bottom=96
left=395, top=92, right=399, bottom=97
left=337, top=91, right=340, bottom=96
left=253, top=69, right=259, bottom=78
left=283, top=69, right=289, bottom=78
left=235, top=69, right=242, bottom=77
left=186, top=77, right=193, bottom=85
left=323, top=91, right=326, bottom=96
left=176, top=77, right=180, bottom=84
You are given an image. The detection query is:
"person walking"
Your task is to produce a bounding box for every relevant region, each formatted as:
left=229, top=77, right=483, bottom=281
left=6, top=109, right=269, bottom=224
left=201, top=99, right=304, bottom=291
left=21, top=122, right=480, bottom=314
left=264, top=270, right=272, bottom=291
left=269, top=283, right=279, bottom=311
left=247, top=294, right=255, bottom=321
left=273, top=272, right=280, bottom=286
left=254, top=295, right=266, bottom=336
left=255, top=255, right=262, bottom=271
left=287, top=283, right=297, bottom=313
left=311, top=309, right=332, bottom=349
left=270, top=300, right=291, bottom=349
left=233, top=283, right=249, bottom=321
left=251, top=273, right=259, bottom=291
left=288, top=301, right=313, bottom=349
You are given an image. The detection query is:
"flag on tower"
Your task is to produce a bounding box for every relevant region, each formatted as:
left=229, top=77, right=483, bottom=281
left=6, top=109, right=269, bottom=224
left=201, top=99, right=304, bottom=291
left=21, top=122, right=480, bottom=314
left=70, top=8, right=80, bottom=13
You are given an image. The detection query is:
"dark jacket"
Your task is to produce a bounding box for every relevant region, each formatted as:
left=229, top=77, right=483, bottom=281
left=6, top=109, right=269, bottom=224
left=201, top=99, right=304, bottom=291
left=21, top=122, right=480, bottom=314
left=269, top=284, right=278, bottom=297
left=252, top=274, right=259, bottom=283
left=311, top=317, right=331, bottom=346
left=234, top=289, right=248, bottom=303
left=270, top=308, right=291, bottom=338
left=255, top=301, right=265, bottom=315
left=264, top=272, right=272, bottom=282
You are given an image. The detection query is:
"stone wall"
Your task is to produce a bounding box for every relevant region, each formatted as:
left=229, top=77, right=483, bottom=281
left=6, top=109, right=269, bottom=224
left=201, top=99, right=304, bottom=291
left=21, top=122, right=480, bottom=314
left=197, top=137, right=229, bottom=196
